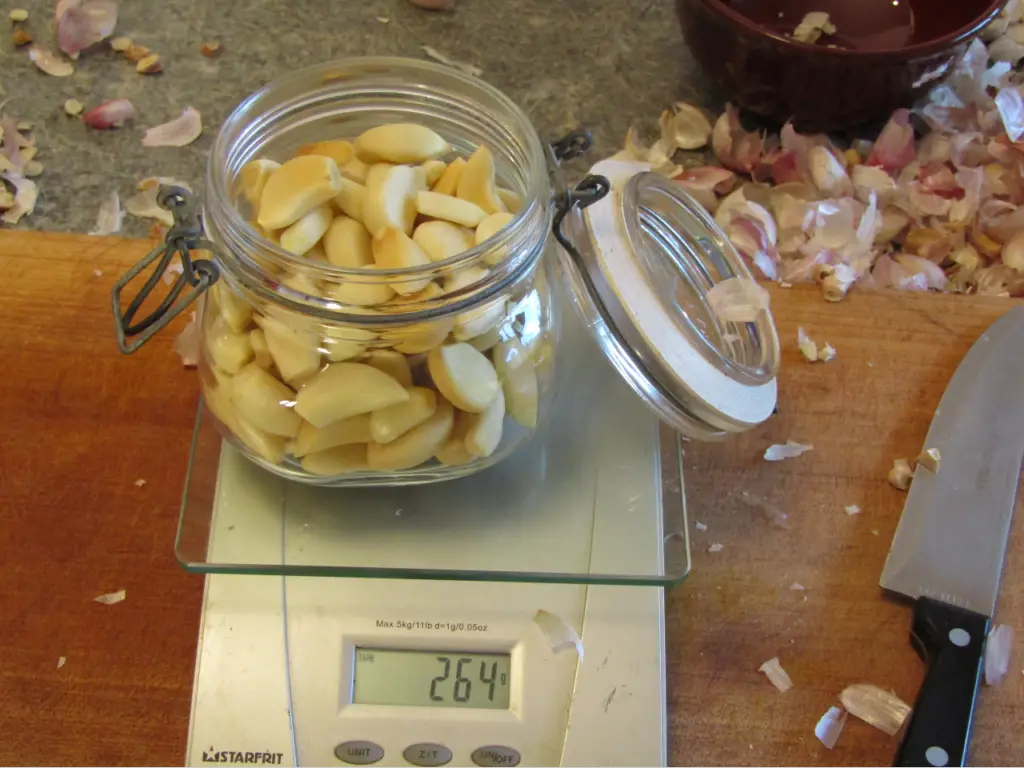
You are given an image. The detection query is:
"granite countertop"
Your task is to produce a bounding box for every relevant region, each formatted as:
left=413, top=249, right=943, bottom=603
left=0, top=0, right=715, bottom=237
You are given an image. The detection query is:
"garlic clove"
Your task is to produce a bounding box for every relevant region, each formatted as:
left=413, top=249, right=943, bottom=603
left=279, top=204, right=333, bottom=256
left=322, top=326, right=376, bottom=363
left=341, top=156, right=370, bottom=184
left=493, top=338, right=538, bottom=428
left=427, top=343, right=499, bottom=413
left=476, top=212, right=514, bottom=265
left=421, top=160, right=447, bottom=187
left=388, top=319, right=453, bottom=354
left=206, top=314, right=255, bottom=375
left=294, top=362, right=410, bottom=428
left=372, top=227, right=433, bottom=295
left=417, top=190, right=488, bottom=228
left=381, top=281, right=445, bottom=310
left=229, top=363, right=302, bottom=438
left=370, top=386, right=438, bottom=444
left=258, top=155, right=343, bottom=230
left=443, top=265, right=489, bottom=295
left=916, top=447, right=942, bottom=474
left=435, top=409, right=476, bottom=466
left=238, top=158, right=280, bottom=214
left=888, top=458, right=914, bottom=490
left=296, top=140, right=354, bottom=168
left=355, top=123, right=449, bottom=165
left=413, top=220, right=475, bottom=262
left=250, top=328, right=273, bottom=369
left=456, top=145, right=506, bottom=214
left=468, top=327, right=502, bottom=353
left=454, top=298, right=506, bottom=342
left=326, top=266, right=396, bottom=307
left=496, top=187, right=522, bottom=214
left=254, top=314, right=322, bottom=385
left=280, top=270, right=323, bottom=298
left=432, top=157, right=465, bottom=195
left=234, top=416, right=288, bottom=465
left=212, top=282, right=253, bottom=334
left=289, top=414, right=372, bottom=457
left=363, top=350, right=413, bottom=387
left=333, top=177, right=366, bottom=223
left=464, top=386, right=505, bottom=457
left=301, top=443, right=369, bottom=475
left=323, top=214, right=373, bottom=268
left=367, top=399, right=454, bottom=470
left=363, top=164, right=421, bottom=236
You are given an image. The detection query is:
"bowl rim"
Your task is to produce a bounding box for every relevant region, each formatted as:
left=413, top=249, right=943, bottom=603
left=694, top=0, right=1007, bottom=58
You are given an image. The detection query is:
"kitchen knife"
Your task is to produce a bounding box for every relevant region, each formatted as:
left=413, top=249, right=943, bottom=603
left=880, top=306, right=1024, bottom=768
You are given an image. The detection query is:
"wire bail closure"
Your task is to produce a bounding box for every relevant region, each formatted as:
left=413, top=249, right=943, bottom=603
left=112, top=185, right=221, bottom=354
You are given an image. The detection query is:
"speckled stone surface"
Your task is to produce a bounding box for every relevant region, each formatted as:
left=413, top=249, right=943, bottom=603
left=0, top=0, right=719, bottom=237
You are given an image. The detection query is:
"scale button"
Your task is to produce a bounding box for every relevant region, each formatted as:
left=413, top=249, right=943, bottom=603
left=334, top=740, right=384, bottom=765
left=402, top=743, right=452, bottom=766
left=471, top=746, right=521, bottom=767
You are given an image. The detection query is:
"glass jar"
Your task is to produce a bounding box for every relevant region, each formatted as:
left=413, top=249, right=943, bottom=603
left=113, top=56, right=782, bottom=489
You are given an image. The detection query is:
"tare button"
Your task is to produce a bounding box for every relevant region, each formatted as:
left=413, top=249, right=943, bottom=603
left=334, top=740, right=384, bottom=765
left=471, top=746, right=521, bottom=767
left=402, top=743, right=452, bottom=766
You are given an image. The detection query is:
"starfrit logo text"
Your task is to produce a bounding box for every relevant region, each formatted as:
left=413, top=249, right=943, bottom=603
left=202, top=747, right=285, bottom=764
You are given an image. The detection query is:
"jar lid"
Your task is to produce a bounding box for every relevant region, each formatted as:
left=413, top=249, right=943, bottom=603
left=557, top=159, right=780, bottom=440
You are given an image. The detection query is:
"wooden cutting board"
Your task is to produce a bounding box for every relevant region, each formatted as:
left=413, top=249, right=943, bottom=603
left=0, top=230, right=1021, bottom=766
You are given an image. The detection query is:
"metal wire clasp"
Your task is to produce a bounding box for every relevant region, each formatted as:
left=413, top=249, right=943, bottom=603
left=112, top=185, right=221, bottom=354
left=546, top=128, right=611, bottom=264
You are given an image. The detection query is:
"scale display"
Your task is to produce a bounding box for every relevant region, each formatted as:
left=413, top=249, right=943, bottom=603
left=352, top=648, right=512, bottom=709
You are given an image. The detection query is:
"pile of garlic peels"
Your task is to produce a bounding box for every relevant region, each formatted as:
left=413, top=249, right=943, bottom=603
left=621, top=1, right=1024, bottom=301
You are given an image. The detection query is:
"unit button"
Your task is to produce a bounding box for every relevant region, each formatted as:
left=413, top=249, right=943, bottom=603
left=334, top=740, right=384, bottom=765
left=402, top=743, right=452, bottom=766
left=471, top=746, right=521, bottom=767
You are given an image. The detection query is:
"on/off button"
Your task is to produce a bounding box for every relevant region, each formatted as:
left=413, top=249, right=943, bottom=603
left=471, top=746, right=521, bottom=767
left=334, top=740, right=384, bottom=765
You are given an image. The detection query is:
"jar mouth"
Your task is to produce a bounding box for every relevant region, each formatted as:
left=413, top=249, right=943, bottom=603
left=205, top=56, right=552, bottom=323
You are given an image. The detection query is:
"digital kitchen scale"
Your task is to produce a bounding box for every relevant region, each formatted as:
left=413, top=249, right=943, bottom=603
left=177, top=306, right=691, bottom=768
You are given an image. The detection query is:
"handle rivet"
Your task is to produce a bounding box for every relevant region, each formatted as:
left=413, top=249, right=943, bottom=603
left=948, top=627, right=971, bottom=647
left=925, top=746, right=949, bottom=766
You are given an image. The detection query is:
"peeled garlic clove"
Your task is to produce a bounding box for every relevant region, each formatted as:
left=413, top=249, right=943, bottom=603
left=301, top=443, right=368, bottom=475
left=279, top=204, right=333, bottom=256
left=435, top=409, right=475, bottom=465
left=230, top=363, right=302, bottom=437
left=334, top=178, right=366, bottom=223
left=413, top=220, right=475, bottom=262
left=296, top=140, right=354, bottom=168
left=363, top=350, right=413, bottom=387
left=327, top=266, right=396, bottom=307
left=476, top=212, right=514, bottom=266
left=422, top=160, right=447, bottom=187
left=250, top=328, right=273, bottom=369
left=212, top=282, right=253, bottom=333
left=295, top=362, right=410, bottom=428
left=238, top=158, right=280, bottom=213
left=370, top=386, right=438, bottom=444
left=457, top=145, right=505, bottom=214
left=454, top=298, right=506, bottom=341
left=322, top=326, right=376, bottom=363
left=372, top=227, right=433, bottom=295
left=355, top=123, right=449, bottom=164
left=496, top=187, right=522, bottom=214
left=443, top=265, right=489, bottom=294
left=464, top=386, right=504, bottom=457
left=234, top=416, right=288, bottom=465
left=280, top=269, right=322, bottom=297
left=289, top=414, right=372, bottom=457
left=258, top=155, right=343, bottom=230
left=433, top=157, right=465, bottom=196
left=364, top=164, right=420, bottom=236
left=207, top=314, right=255, bottom=375
left=493, top=338, right=538, bottom=428
left=324, top=214, right=373, bottom=268
left=203, top=374, right=240, bottom=434
left=342, top=156, right=370, bottom=184
left=427, top=343, right=499, bottom=413
left=381, top=281, right=445, bottom=311
left=389, top=318, right=453, bottom=354
left=468, top=327, right=502, bottom=352
left=417, top=190, right=488, bottom=228
left=255, top=314, right=322, bottom=385
left=367, top=399, right=454, bottom=470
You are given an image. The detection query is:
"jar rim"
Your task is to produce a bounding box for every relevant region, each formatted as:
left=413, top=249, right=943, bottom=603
left=205, top=56, right=553, bottom=322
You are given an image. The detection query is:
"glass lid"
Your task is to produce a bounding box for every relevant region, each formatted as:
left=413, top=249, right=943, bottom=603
left=556, top=159, right=780, bottom=440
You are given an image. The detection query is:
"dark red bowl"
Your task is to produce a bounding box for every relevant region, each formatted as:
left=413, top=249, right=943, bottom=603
left=676, top=0, right=1006, bottom=132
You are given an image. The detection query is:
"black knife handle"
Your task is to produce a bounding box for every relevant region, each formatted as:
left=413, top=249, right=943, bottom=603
left=894, top=597, right=990, bottom=767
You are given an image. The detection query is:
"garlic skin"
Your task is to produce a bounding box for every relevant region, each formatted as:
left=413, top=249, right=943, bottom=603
left=888, top=458, right=914, bottom=490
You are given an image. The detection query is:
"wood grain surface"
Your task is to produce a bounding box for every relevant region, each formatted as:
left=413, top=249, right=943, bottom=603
left=0, top=231, right=1021, bottom=767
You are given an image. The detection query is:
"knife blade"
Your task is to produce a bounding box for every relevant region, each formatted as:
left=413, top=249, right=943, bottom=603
left=880, top=306, right=1024, bottom=767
